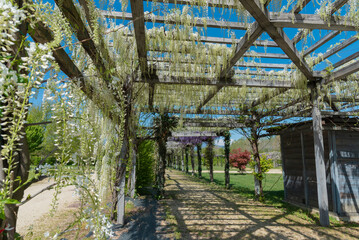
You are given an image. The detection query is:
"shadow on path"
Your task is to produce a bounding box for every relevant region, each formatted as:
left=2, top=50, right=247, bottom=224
left=164, top=169, right=359, bottom=240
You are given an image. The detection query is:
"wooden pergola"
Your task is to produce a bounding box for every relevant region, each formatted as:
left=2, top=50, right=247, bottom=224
left=30, top=0, right=359, bottom=226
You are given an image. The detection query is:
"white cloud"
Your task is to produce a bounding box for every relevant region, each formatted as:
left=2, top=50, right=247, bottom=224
left=215, top=138, right=234, bottom=147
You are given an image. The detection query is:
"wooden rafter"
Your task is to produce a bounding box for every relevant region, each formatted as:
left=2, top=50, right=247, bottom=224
left=135, top=75, right=293, bottom=88
left=102, top=10, right=248, bottom=30
left=291, top=0, right=348, bottom=45
left=29, top=20, right=119, bottom=121
left=238, top=0, right=314, bottom=81
left=129, top=0, right=156, bottom=109
left=333, top=51, right=359, bottom=69
left=270, top=13, right=357, bottom=31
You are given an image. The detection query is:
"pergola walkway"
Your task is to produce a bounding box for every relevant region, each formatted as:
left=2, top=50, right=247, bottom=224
left=163, top=169, right=359, bottom=240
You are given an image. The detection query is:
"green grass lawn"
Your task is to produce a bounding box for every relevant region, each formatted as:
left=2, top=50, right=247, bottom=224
left=200, top=172, right=284, bottom=206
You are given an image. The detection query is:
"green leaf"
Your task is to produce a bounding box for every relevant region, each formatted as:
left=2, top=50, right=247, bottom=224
left=0, top=199, right=21, bottom=204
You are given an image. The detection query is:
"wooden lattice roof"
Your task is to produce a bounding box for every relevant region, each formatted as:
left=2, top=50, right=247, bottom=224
left=31, top=0, right=359, bottom=126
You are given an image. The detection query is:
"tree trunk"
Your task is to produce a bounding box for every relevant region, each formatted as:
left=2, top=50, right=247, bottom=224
left=185, top=146, right=189, bottom=174
left=250, top=128, right=263, bottom=201
left=197, top=144, right=202, bottom=178
left=3, top=136, right=31, bottom=239
left=190, top=145, right=195, bottom=176
left=224, top=131, right=231, bottom=189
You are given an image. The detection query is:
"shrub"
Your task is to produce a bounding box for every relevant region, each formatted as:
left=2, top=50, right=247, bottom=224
left=136, top=140, right=155, bottom=194
left=249, top=154, right=273, bottom=181
left=229, top=148, right=251, bottom=171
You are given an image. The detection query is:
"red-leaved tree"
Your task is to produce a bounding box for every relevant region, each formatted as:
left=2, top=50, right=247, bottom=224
left=230, top=148, right=251, bottom=171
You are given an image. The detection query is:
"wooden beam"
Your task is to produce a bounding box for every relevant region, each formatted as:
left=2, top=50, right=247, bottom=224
left=333, top=51, right=359, bottom=69
left=292, top=0, right=348, bottom=44
left=270, top=13, right=357, bottom=31
left=303, top=31, right=340, bottom=57
left=150, top=46, right=288, bottom=59
left=220, top=22, right=264, bottom=78
left=130, top=0, right=148, bottom=74
left=29, top=20, right=119, bottom=122
left=146, top=0, right=240, bottom=9
left=290, top=0, right=311, bottom=14
left=182, top=121, right=245, bottom=128
left=135, top=75, right=293, bottom=88
left=153, top=58, right=293, bottom=69
left=102, top=10, right=248, bottom=30
left=325, top=60, right=359, bottom=83
left=114, top=33, right=278, bottom=47
left=311, top=84, right=330, bottom=227
left=239, top=0, right=314, bottom=81
left=314, top=36, right=358, bottom=66
left=53, top=0, right=129, bottom=107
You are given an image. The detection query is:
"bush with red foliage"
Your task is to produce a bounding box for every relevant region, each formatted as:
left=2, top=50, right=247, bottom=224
left=229, top=148, right=251, bottom=171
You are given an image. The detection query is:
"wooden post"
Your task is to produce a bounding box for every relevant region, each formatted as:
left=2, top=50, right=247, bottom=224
left=207, top=138, right=214, bottom=183
left=250, top=120, right=263, bottom=201
left=197, top=144, right=202, bottom=178
left=117, top=162, right=127, bottom=226
left=190, top=145, right=195, bottom=176
left=129, top=141, right=137, bottom=198
left=185, top=146, right=189, bottom=173
left=300, top=131, right=309, bottom=207
left=311, top=83, right=330, bottom=227
left=181, top=149, right=185, bottom=172
left=224, top=131, right=231, bottom=189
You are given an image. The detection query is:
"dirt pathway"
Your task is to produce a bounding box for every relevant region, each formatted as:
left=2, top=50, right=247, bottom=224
left=17, top=178, right=77, bottom=236
left=164, top=169, right=359, bottom=240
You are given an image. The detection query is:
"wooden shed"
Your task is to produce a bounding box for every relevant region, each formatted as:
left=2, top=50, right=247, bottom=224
left=274, top=117, right=359, bottom=221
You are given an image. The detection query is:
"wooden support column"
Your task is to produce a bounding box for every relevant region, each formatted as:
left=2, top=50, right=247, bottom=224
left=190, top=145, right=195, bottom=176
left=197, top=144, right=202, bottom=178
left=181, top=149, right=185, bottom=172
left=207, top=138, right=214, bottom=183
left=224, top=131, right=231, bottom=189
left=129, top=140, right=137, bottom=198
left=300, top=131, right=309, bottom=207
left=311, top=82, right=330, bottom=227
left=250, top=117, right=264, bottom=201
left=185, top=146, right=189, bottom=173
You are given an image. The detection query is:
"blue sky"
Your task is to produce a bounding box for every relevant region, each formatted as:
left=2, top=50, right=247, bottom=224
left=30, top=0, right=359, bottom=144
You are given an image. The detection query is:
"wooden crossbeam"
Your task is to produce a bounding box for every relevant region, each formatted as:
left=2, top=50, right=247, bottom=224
left=102, top=11, right=356, bottom=32
left=130, top=0, right=148, bottom=74
left=149, top=46, right=289, bottom=59
left=156, top=69, right=290, bottom=77
left=183, top=121, right=245, bottom=128
left=292, top=0, right=348, bottom=45
left=152, top=58, right=293, bottom=69
left=325, top=60, right=359, bottom=83
left=314, top=36, right=358, bottom=67
left=29, top=20, right=119, bottom=121
left=270, top=13, right=357, bottom=31
left=111, top=33, right=278, bottom=47
left=302, top=31, right=340, bottom=57
left=239, top=0, right=314, bottom=80
left=55, top=0, right=110, bottom=80
left=333, top=51, right=359, bottom=69
left=146, top=0, right=241, bottom=9
left=290, top=0, right=311, bottom=14
left=129, top=0, right=156, bottom=109
left=102, top=10, right=248, bottom=30
left=135, top=75, right=293, bottom=88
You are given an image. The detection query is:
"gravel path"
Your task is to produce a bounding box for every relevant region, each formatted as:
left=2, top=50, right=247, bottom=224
left=164, top=169, right=359, bottom=239
left=17, top=178, right=77, bottom=235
